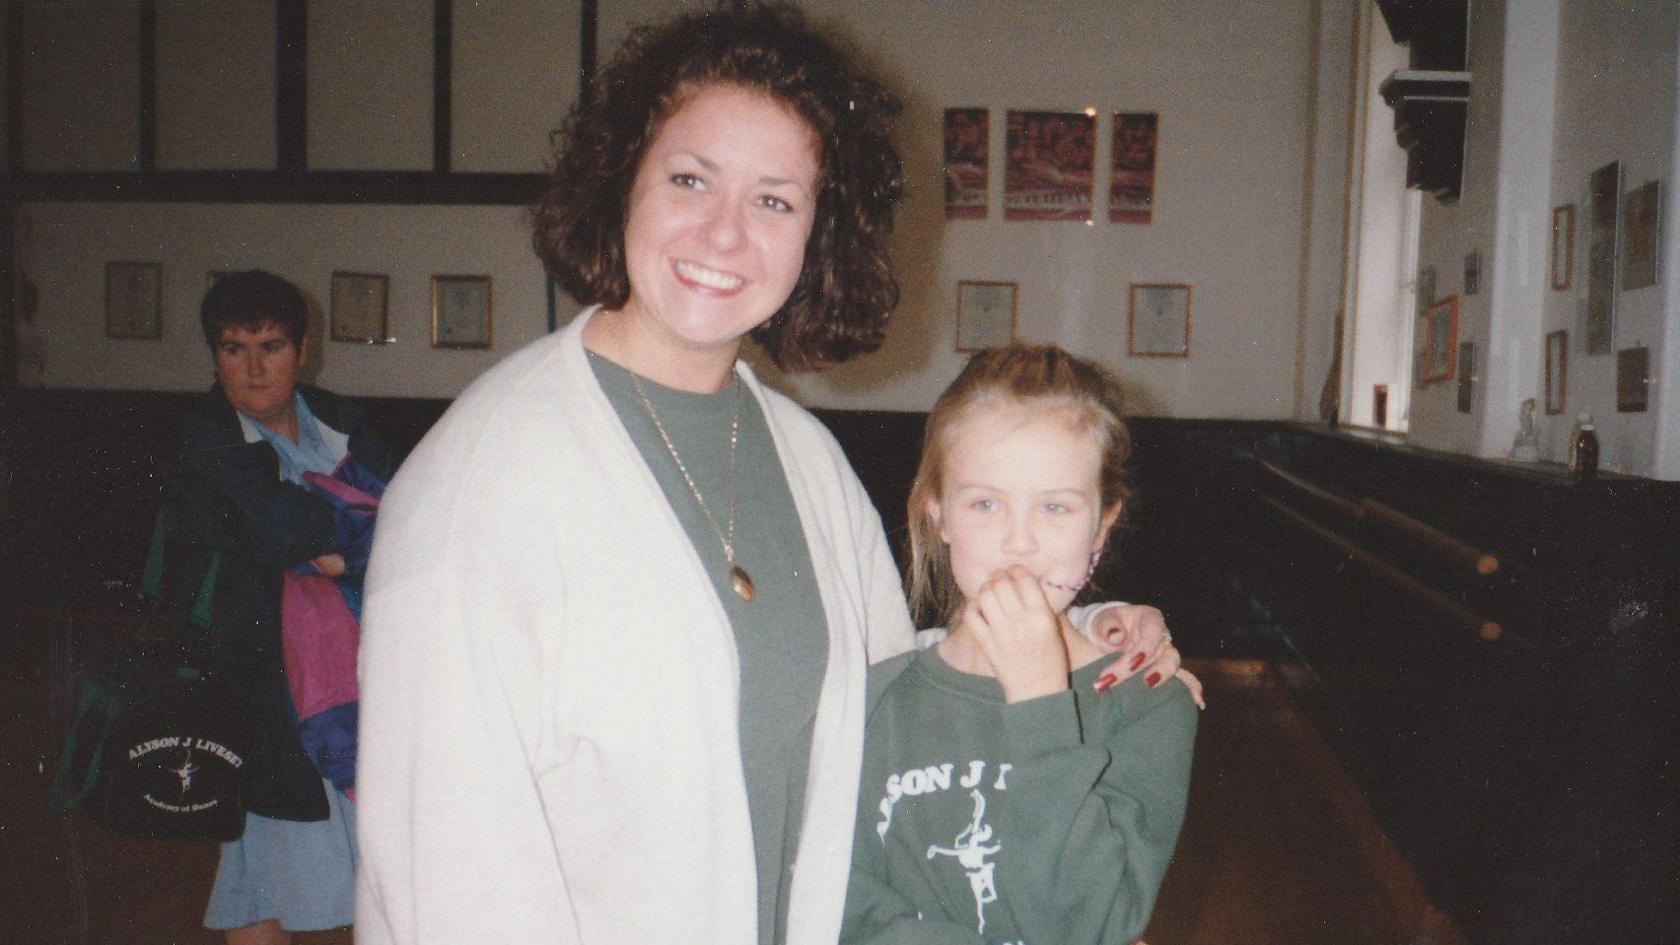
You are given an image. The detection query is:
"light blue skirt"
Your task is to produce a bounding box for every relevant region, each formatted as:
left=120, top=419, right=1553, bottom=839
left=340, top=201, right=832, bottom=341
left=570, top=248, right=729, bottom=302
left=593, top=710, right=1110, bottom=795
left=203, top=781, right=356, bottom=932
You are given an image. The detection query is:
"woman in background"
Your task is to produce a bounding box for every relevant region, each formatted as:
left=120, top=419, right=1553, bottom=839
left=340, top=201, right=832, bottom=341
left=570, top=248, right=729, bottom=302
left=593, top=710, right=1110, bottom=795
left=165, top=269, right=397, bottom=945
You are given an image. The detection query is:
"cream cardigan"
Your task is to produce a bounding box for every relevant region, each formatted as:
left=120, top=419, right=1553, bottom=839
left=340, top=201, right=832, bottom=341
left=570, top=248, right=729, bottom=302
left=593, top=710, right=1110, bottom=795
left=355, top=310, right=916, bottom=945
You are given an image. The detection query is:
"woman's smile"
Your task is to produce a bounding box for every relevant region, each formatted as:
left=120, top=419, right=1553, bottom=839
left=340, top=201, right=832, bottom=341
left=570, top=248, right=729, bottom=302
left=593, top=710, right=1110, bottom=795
left=672, top=259, right=747, bottom=293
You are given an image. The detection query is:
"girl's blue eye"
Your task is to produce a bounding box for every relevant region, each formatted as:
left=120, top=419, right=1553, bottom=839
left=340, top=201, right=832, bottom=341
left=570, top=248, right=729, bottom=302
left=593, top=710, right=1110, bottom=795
left=970, top=498, right=996, bottom=512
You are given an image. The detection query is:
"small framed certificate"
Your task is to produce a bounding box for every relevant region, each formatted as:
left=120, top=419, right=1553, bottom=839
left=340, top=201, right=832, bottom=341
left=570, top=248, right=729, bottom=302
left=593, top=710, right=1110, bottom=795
left=431, top=275, right=492, bottom=349
left=1127, top=283, right=1191, bottom=357
left=955, top=280, right=1017, bottom=351
left=105, top=261, right=162, bottom=339
left=331, top=271, right=390, bottom=344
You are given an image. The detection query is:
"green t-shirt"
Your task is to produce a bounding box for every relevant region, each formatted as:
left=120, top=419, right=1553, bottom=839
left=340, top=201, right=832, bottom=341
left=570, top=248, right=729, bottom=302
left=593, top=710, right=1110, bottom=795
left=841, top=646, right=1197, bottom=945
left=591, top=354, right=829, bottom=945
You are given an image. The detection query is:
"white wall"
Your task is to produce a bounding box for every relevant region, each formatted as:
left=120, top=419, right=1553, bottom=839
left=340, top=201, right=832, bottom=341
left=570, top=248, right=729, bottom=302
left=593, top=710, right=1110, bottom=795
left=18, top=203, right=545, bottom=398
left=1345, top=5, right=1415, bottom=430
left=1408, top=0, right=1678, bottom=477
left=13, top=1, right=1346, bottom=422
left=1541, top=0, right=1677, bottom=473
left=773, top=0, right=1331, bottom=417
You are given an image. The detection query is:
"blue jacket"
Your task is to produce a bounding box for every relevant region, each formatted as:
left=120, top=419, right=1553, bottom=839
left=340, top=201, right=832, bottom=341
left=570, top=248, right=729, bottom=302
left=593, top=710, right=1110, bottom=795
left=163, top=384, right=398, bottom=821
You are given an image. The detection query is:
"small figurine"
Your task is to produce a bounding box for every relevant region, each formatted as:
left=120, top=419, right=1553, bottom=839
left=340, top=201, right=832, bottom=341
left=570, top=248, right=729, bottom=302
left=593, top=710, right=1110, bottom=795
left=1510, top=398, right=1540, bottom=462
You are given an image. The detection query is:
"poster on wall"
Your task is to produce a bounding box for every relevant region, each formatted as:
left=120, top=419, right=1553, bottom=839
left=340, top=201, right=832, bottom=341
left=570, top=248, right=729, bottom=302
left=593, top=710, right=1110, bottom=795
left=943, top=108, right=989, bottom=220
left=1109, top=112, right=1158, bottom=224
left=1620, top=180, right=1662, bottom=291
left=1583, top=160, right=1621, bottom=354
left=1004, top=110, right=1094, bottom=221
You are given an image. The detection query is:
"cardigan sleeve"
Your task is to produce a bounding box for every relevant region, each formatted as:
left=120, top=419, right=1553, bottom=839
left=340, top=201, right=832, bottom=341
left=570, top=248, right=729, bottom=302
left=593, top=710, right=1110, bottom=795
left=355, top=438, right=580, bottom=944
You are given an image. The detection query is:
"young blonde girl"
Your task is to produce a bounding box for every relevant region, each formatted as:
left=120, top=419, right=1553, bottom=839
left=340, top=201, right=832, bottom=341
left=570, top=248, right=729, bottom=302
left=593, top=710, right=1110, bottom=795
left=841, top=344, right=1197, bottom=945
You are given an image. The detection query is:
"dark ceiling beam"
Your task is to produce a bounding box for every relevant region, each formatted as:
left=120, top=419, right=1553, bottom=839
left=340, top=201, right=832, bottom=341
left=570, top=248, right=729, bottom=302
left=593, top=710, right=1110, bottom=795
left=13, top=170, right=544, bottom=205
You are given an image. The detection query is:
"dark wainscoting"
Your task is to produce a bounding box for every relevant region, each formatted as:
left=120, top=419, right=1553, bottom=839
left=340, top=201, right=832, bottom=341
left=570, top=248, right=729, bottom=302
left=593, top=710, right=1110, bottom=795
left=4, top=390, right=1676, bottom=944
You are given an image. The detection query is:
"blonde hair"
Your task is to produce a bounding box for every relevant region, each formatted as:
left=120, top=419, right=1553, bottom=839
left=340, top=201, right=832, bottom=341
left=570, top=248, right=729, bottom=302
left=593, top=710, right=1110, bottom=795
left=906, top=343, right=1134, bottom=627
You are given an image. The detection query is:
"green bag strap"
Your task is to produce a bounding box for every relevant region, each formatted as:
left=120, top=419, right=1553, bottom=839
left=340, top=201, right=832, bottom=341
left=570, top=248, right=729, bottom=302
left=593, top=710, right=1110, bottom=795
left=46, top=680, right=124, bottom=813
left=140, top=510, right=167, bottom=599
left=140, top=509, right=220, bottom=631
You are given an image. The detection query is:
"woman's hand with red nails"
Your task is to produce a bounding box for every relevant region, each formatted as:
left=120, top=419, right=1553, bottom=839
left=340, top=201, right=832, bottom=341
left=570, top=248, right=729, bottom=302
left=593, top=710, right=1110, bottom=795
left=1087, top=604, right=1206, bottom=709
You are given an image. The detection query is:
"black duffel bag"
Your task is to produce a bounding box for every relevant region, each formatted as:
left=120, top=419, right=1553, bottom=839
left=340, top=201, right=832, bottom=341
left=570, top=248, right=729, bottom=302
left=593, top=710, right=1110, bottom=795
left=49, top=659, right=254, bottom=842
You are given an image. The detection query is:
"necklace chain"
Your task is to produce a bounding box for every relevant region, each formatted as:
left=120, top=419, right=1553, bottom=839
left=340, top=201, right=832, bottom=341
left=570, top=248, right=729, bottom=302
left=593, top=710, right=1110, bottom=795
left=629, top=371, right=742, bottom=566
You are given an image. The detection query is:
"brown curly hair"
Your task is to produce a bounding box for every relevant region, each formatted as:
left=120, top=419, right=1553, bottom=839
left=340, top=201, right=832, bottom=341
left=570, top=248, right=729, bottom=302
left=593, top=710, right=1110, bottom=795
left=531, top=2, right=904, bottom=372
left=906, top=344, right=1136, bottom=628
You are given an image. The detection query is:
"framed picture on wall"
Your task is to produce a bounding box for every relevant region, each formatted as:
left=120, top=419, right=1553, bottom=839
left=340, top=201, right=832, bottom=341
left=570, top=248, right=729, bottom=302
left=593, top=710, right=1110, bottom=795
left=1456, top=341, right=1475, bottom=413
left=943, top=108, right=989, bottom=220
left=1004, top=110, right=1094, bottom=221
left=1617, top=346, right=1650, bottom=412
left=431, top=275, right=492, bottom=349
left=1550, top=204, right=1574, bottom=290
left=1544, top=330, right=1568, bottom=415
left=1372, top=385, right=1389, bottom=428
left=105, top=261, right=162, bottom=339
left=1584, top=160, right=1621, bottom=354
left=1420, top=294, right=1458, bottom=384
left=1620, top=180, right=1662, bottom=291
left=1109, top=112, right=1158, bottom=224
left=1463, top=250, right=1481, bottom=295
left=331, top=271, right=389, bottom=344
left=955, top=280, right=1017, bottom=351
left=1127, top=283, right=1192, bottom=357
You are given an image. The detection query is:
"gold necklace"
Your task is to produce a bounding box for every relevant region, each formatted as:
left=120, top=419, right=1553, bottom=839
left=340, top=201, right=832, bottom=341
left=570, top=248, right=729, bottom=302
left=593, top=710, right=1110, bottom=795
left=629, top=371, right=756, bottom=602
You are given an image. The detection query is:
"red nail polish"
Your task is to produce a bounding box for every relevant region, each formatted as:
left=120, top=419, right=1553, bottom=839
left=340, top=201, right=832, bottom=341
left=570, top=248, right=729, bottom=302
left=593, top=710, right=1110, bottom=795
left=1094, top=673, right=1117, bottom=693
left=1128, top=652, right=1146, bottom=672
left=1146, top=672, right=1162, bottom=688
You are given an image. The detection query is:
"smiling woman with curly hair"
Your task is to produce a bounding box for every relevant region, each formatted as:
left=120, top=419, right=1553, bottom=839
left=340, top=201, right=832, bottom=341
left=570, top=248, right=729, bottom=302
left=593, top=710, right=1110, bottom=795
left=358, top=6, right=917, bottom=945
left=531, top=1, right=904, bottom=371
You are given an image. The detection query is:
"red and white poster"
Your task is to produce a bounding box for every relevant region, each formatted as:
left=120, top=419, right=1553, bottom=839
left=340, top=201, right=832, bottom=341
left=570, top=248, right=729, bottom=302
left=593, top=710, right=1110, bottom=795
left=1004, top=110, right=1094, bottom=222
left=1110, top=112, right=1158, bottom=224
left=943, top=108, right=989, bottom=220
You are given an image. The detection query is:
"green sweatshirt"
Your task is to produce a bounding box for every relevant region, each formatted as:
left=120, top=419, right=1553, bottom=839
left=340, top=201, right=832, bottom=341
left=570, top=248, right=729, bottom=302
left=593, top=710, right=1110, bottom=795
left=840, top=644, right=1197, bottom=945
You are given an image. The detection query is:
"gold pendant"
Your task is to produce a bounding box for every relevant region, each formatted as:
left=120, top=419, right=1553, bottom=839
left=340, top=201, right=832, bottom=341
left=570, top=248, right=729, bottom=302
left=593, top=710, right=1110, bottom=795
left=729, top=565, right=756, bottom=602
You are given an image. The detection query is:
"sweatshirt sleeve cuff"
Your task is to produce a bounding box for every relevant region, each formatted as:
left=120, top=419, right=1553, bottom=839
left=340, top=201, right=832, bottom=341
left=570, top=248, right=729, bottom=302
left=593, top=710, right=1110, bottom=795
left=1003, top=689, right=1083, bottom=759
left=1069, top=601, right=1128, bottom=640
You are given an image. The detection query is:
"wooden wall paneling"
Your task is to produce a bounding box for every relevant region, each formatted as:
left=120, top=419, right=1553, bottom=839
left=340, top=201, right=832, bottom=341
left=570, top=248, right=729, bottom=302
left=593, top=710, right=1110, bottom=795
left=155, top=1, right=277, bottom=171
left=307, top=0, right=433, bottom=171
left=3, top=4, right=16, bottom=175
left=18, top=4, right=143, bottom=172
left=137, top=0, right=155, bottom=173
left=451, top=0, right=585, bottom=173
left=277, top=0, right=306, bottom=172
left=433, top=0, right=451, bottom=173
